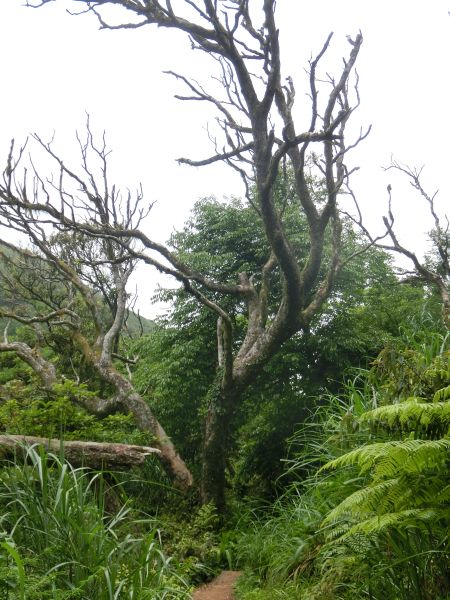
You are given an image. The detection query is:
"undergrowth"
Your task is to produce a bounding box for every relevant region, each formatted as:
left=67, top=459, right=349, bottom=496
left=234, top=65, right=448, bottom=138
left=236, top=328, right=450, bottom=600
left=0, top=446, right=191, bottom=599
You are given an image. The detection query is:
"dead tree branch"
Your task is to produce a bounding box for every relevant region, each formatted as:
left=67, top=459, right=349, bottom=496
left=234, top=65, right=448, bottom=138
left=347, top=159, right=449, bottom=328
left=0, top=435, right=160, bottom=469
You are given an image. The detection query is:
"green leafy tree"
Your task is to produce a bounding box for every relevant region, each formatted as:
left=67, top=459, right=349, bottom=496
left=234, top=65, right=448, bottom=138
left=132, top=196, right=435, bottom=495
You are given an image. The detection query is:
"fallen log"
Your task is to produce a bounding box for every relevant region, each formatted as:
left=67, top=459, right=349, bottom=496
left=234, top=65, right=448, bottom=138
left=0, top=435, right=161, bottom=469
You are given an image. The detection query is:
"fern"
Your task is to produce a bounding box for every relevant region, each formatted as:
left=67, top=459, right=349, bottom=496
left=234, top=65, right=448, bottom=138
left=239, top=332, right=450, bottom=600
left=360, top=398, right=450, bottom=437
left=333, top=508, right=450, bottom=540
left=321, top=439, right=450, bottom=480
left=324, top=473, right=450, bottom=524
left=324, top=368, right=450, bottom=538
left=322, top=479, right=401, bottom=524
left=433, top=383, right=450, bottom=402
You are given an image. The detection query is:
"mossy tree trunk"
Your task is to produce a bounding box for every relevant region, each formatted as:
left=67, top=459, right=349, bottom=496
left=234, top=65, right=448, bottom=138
left=201, top=376, right=236, bottom=511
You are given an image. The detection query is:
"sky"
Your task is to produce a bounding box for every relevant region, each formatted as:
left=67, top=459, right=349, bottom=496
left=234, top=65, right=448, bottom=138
left=0, top=1, right=449, bottom=317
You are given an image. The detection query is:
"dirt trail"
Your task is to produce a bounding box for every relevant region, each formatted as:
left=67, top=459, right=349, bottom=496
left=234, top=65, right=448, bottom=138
left=192, top=570, right=242, bottom=600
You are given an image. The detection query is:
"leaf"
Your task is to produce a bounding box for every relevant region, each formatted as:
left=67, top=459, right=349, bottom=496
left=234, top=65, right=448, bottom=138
left=1, top=541, right=25, bottom=600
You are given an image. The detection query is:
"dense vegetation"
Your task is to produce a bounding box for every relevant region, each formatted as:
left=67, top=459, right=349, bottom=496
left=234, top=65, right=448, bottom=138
left=1, top=194, right=448, bottom=598
left=0, top=2, right=449, bottom=598
left=236, top=321, right=450, bottom=600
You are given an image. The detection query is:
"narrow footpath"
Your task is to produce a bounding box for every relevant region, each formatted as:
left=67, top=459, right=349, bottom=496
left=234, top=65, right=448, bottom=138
left=192, top=571, right=242, bottom=600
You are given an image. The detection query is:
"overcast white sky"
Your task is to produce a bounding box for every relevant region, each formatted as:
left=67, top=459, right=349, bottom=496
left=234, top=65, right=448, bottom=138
left=0, top=1, right=449, bottom=316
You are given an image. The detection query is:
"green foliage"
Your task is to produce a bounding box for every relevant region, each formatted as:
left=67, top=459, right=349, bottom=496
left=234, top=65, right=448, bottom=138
left=322, top=437, right=450, bottom=479
left=0, top=540, right=26, bottom=600
left=237, top=326, right=450, bottom=600
left=0, top=447, right=190, bottom=599
left=2, top=189, right=447, bottom=598
left=133, top=195, right=432, bottom=495
left=0, top=379, right=150, bottom=445
left=360, top=396, right=450, bottom=436
left=319, top=355, right=450, bottom=569
left=0, top=352, right=33, bottom=386
left=131, top=326, right=213, bottom=468
left=369, top=327, right=449, bottom=403
left=159, top=503, right=226, bottom=584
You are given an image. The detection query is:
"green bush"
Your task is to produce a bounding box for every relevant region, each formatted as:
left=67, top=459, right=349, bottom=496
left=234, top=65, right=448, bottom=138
left=0, top=379, right=151, bottom=445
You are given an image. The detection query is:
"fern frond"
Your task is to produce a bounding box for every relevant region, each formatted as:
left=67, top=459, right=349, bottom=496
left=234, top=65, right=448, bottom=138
left=321, top=439, right=450, bottom=480
left=333, top=508, right=450, bottom=541
left=433, top=384, right=450, bottom=402
left=435, top=484, right=450, bottom=505
left=323, top=473, right=448, bottom=528
left=373, top=439, right=449, bottom=481
left=322, top=479, right=400, bottom=525
left=361, top=398, right=450, bottom=435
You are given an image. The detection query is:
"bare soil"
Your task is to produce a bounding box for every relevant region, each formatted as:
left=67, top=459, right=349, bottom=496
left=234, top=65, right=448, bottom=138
left=192, top=570, right=242, bottom=600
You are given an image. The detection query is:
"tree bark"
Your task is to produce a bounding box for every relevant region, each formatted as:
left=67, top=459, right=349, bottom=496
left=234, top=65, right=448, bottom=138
left=79, top=349, right=194, bottom=490
left=0, top=435, right=160, bottom=469
left=0, top=341, right=57, bottom=391
left=201, top=379, right=235, bottom=511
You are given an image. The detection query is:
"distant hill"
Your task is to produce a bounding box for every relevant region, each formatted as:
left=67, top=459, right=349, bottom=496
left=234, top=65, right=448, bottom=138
left=124, top=311, right=156, bottom=336
left=0, top=309, right=156, bottom=340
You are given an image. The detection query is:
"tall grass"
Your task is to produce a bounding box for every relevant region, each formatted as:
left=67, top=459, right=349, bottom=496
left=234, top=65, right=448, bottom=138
left=0, top=445, right=189, bottom=599
left=235, top=388, right=369, bottom=599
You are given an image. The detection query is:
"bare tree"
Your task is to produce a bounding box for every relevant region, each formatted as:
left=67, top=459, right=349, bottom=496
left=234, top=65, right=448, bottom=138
left=346, top=159, right=449, bottom=329
left=0, top=131, right=193, bottom=489
left=383, top=162, right=449, bottom=328
left=4, top=1, right=368, bottom=509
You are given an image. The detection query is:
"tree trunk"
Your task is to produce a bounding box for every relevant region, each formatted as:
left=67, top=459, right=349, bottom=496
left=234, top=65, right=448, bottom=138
left=0, top=435, right=160, bottom=469
left=200, top=377, right=235, bottom=511
left=66, top=333, right=193, bottom=489
left=91, top=360, right=194, bottom=490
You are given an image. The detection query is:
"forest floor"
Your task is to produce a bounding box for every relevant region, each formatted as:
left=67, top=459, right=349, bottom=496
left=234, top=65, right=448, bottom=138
left=192, top=571, right=242, bottom=600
